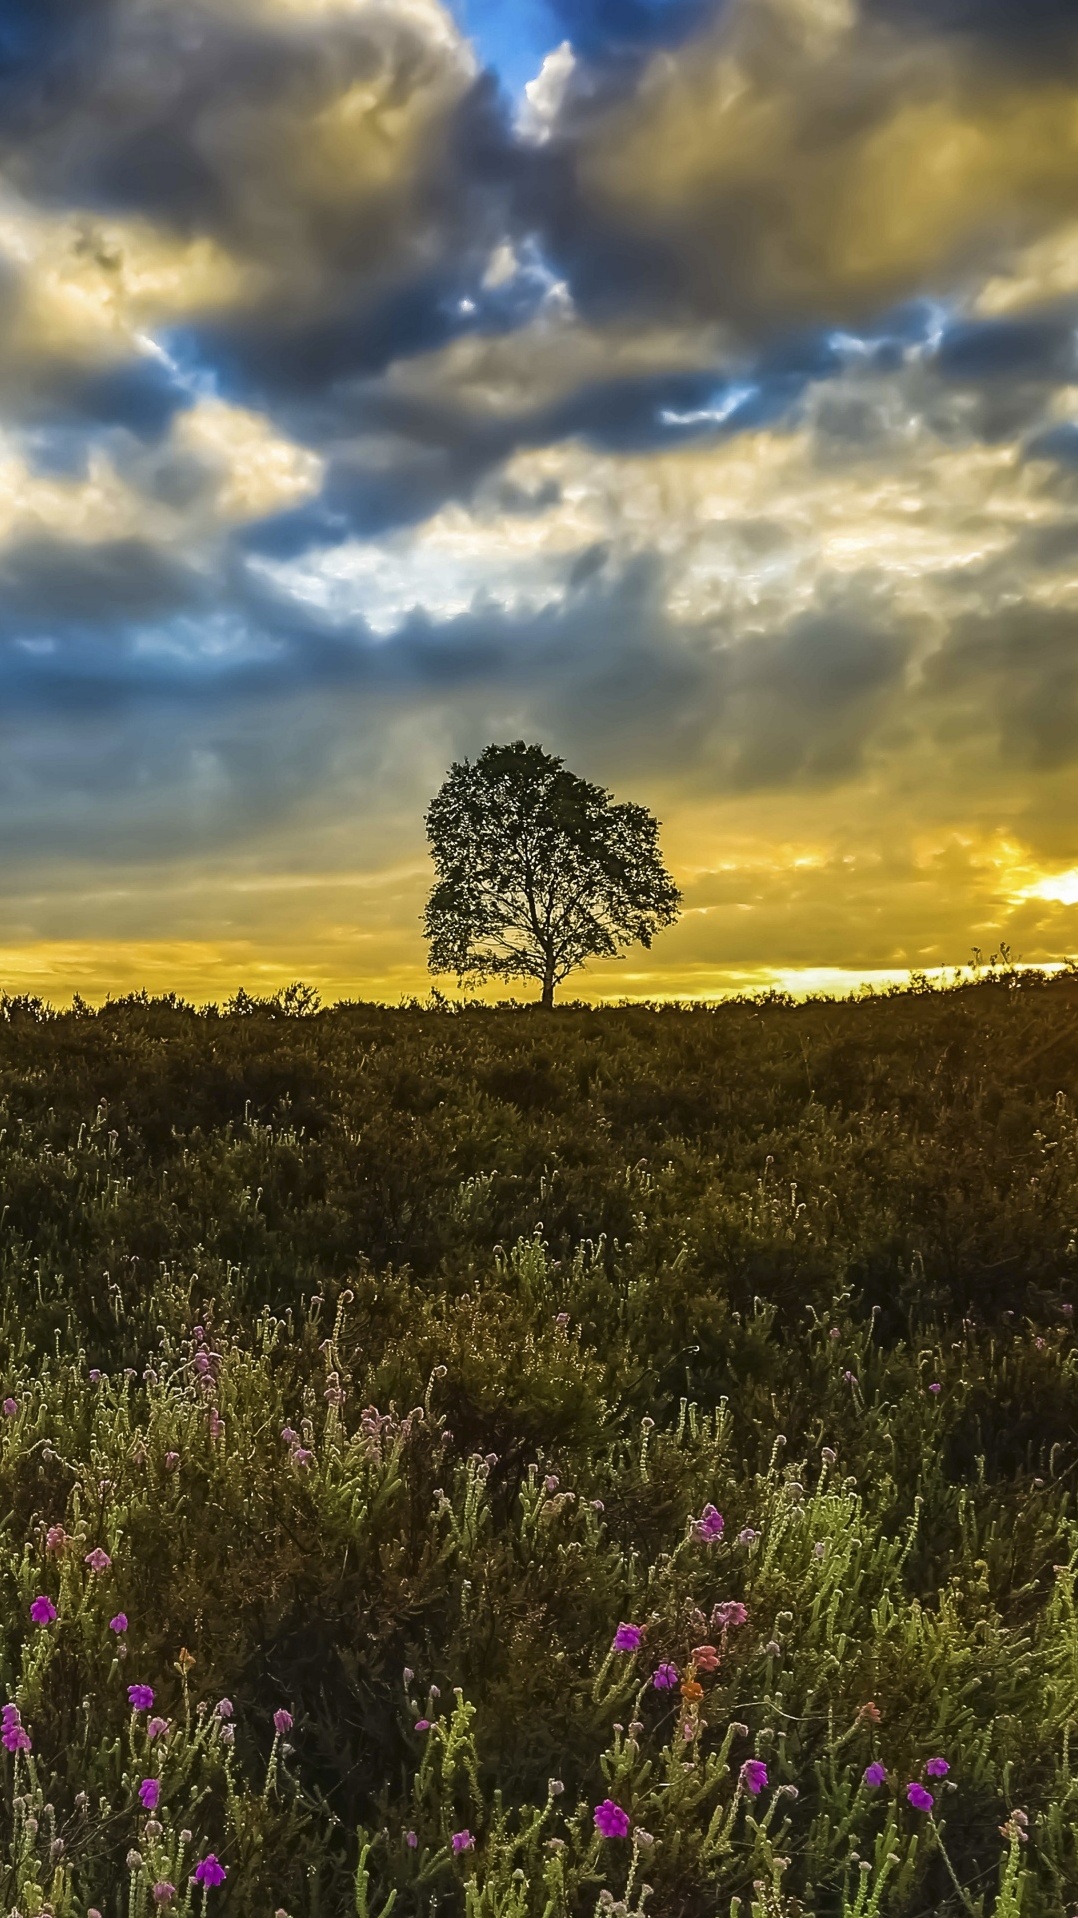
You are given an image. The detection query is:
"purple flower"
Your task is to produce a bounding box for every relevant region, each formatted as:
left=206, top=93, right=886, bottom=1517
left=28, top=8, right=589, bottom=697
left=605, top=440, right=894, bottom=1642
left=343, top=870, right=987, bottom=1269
left=152, top=1885, right=176, bottom=1906
left=925, top=1757, right=950, bottom=1778
left=928, top=1382, right=942, bottom=1395
left=292, top=1447, right=313, bottom=1468
left=29, top=1595, right=56, bottom=1625
left=652, top=1662, right=679, bottom=1691
left=864, top=1763, right=887, bottom=1788
left=593, top=1800, right=631, bottom=1839
left=128, top=1685, right=154, bottom=1712
left=109, top=1613, right=128, bottom=1633
left=192, top=1856, right=227, bottom=1888
left=215, top=1698, right=233, bottom=1720
left=84, top=1548, right=111, bottom=1573
left=613, top=1623, right=642, bottom=1653
left=139, top=1779, right=161, bottom=1811
left=451, top=1830, right=474, bottom=1853
left=2, top=1398, right=17, bottom=1417
left=414, top=1718, right=431, bottom=1732
left=1, top=1705, right=30, bottom=1754
left=273, top=1708, right=293, bottom=1735
left=907, top=1782, right=934, bottom=1811
left=713, top=1600, right=748, bottom=1629
left=693, top=1504, right=724, bottom=1542
left=147, top=1717, right=169, bottom=1741
left=740, top=1760, right=768, bottom=1796
left=738, top=1527, right=760, bottom=1546
left=405, top=1830, right=418, bottom=1849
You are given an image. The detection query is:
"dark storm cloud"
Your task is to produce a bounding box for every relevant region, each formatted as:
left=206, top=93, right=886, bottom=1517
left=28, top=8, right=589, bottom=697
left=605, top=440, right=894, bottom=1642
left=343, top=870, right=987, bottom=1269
left=926, top=605, right=1078, bottom=770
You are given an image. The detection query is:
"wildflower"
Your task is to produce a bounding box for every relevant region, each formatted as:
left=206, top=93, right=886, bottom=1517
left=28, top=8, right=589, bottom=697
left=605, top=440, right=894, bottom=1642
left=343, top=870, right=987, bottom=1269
left=652, top=1662, right=679, bottom=1690
left=1, top=1705, right=30, bottom=1754
left=273, top=1708, right=293, bottom=1735
left=89, top=1368, right=102, bottom=1382
left=635, top=1829, right=655, bottom=1848
left=402, top=1667, right=414, bottom=1684
left=613, top=1623, right=642, bottom=1653
left=46, top=1526, right=69, bottom=1553
left=147, top=1717, right=169, bottom=1740
left=29, top=1595, right=56, bottom=1625
left=451, top=1830, right=474, bottom=1853
left=2, top=1398, right=17, bottom=1417
left=593, top=1800, right=631, bottom=1838
left=680, top=1678, right=704, bottom=1704
left=543, top=1475, right=559, bottom=1493
left=292, top=1447, right=313, bottom=1468
left=738, top=1527, right=759, bottom=1546
left=128, top=1685, right=154, bottom=1712
left=858, top=1701, right=882, bottom=1723
left=549, top=1779, right=565, bottom=1795
left=280, top=1428, right=298, bottom=1444
left=414, top=1719, right=431, bottom=1732
left=110, top=1613, right=128, bottom=1633
left=192, top=1856, right=227, bottom=1887
left=219, top=1724, right=234, bottom=1745
left=907, top=1782, right=934, bottom=1811
left=925, top=1757, right=950, bottom=1778
left=139, top=1779, right=161, bottom=1812
left=152, top=1886, right=176, bottom=1906
left=764, top=1639, right=782, bottom=1657
left=741, top=1760, right=768, bottom=1796
left=691, top=1643, right=720, bottom=1672
left=84, top=1548, right=111, bottom=1573
left=693, top=1504, right=724, bottom=1541
left=164, top=1452, right=180, bottom=1471
left=864, top=1763, right=887, bottom=1787
left=928, top=1382, right=942, bottom=1395
left=215, top=1698, right=233, bottom=1719
left=713, top=1601, right=748, bottom=1629
left=405, top=1831, right=418, bottom=1849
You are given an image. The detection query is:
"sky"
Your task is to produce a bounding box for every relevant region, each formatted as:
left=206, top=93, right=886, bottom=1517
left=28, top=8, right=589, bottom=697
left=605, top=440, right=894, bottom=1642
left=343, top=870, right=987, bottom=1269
left=2, top=0, right=1078, bottom=1003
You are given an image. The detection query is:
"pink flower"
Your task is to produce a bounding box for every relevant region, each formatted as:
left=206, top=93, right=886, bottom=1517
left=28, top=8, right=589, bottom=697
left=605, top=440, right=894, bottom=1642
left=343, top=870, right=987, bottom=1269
left=613, top=1623, right=642, bottom=1653
left=405, top=1829, right=418, bottom=1848
left=139, top=1779, right=161, bottom=1811
left=741, top=1760, right=768, bottom=1796
left=109, top=1613, right=128, bottom=1633
left=451, top=1830, right=474, bottom=1853
left=84, top=1548, right=111, bottom=1574
left=864, top=1763, right=887, bottom=1787
left=692, top=1643, right=720, bottom=1672
left=45, top=1526, right=69, bottom=1554
left=128, top=1685, right=154, bottom=1712
left=414, top=1719, right=431, bottom=1732
left=928, top=1382, right=942, bottom=1395
left=147, top=1717, right=169, bottom=1741
left=593, top=1800, right=630, bottom=1839
left=29, top=1595, right=56, bottom=1625
left=152, top=1885, right=176, bottom=1906
left=907, top=1782, right=934, bottom=1811
left=273, top=1708, right=293, bottom=1735
left=1, top=1704, right=30, bottom=1754
left=713, top=1601, right=748, bottom=1629
left=192, top=1856, right=227, bottom=1888
left=215, top=1698, right=233, bottom=1720
left=164, top=1452, right=180, bottom=1471
left=925, top=1757, right=950, bottom=1778
left=652, top=1662, right=679, bottom=1690
left=2, top=1398, right=17, bottom=1417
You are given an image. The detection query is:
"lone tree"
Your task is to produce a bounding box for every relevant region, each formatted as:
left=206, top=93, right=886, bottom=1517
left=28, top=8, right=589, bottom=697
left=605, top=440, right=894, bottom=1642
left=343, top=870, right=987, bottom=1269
left=423, top=740, right=681, bottom=1007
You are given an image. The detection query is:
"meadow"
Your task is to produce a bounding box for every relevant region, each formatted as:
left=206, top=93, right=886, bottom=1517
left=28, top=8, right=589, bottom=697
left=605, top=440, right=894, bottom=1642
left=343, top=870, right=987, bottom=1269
left=1, top=973, right=1077, bottom=1916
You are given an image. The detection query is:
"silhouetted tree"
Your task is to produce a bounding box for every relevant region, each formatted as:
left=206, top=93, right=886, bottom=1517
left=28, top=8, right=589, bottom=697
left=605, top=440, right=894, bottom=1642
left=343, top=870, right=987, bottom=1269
left=423, top=741, right=681, bottom=1007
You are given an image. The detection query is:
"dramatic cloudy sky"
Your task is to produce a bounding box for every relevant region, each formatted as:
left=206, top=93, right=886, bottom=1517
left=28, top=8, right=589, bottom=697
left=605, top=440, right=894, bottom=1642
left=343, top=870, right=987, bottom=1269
left=3, top=0, right=1078, bottom=1001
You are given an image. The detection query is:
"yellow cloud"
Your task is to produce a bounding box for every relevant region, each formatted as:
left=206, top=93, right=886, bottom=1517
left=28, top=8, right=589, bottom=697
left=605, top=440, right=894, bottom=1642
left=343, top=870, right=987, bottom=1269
left=577, top=0, right=1078, bottom=325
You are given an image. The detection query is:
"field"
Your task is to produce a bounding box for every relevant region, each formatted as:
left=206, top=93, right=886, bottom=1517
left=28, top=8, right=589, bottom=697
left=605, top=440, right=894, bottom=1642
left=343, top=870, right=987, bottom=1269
left=1, top=976, right=1078, bottom=1916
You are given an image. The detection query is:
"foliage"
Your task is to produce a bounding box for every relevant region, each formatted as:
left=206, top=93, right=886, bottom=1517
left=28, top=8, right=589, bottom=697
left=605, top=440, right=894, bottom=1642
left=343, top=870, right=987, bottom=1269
left=0, top=975, right=1076, bottom=1911
left=423, top=743, right=681, bottom=1006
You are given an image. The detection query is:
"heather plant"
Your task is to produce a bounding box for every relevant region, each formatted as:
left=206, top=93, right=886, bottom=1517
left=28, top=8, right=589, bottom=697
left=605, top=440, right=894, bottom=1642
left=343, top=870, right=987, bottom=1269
left=0, top=980, right=1074, bottom=1909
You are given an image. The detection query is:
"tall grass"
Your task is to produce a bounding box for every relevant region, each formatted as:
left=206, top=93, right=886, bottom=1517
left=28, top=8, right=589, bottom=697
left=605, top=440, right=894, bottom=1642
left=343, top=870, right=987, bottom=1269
left=0, top=977, right=1075, bottom=1913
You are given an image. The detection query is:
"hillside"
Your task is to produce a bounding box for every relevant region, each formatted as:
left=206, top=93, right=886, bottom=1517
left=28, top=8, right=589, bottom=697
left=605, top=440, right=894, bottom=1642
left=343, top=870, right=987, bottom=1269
left=0, top=978, right=1077, bottom=1915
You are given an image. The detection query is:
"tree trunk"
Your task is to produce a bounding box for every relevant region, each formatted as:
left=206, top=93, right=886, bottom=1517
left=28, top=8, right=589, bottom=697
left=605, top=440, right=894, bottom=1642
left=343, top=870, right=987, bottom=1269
left=540, top=962, right=555, bottom=1010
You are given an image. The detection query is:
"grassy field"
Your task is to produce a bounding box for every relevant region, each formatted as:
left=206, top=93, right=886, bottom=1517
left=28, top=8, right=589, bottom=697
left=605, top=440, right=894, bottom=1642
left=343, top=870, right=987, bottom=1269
left=1, top=975, right=1078, bottom=1916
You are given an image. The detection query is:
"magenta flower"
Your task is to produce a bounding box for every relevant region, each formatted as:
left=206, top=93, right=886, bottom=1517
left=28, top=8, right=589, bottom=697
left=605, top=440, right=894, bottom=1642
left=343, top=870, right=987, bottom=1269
left=405, top=1830, right=418, bottom=1848
left=907, top=1782, right=934, bottom=1811
left=29, top=1595, right=56, bottom=1625
left=740, top=1760, right=768, bottom=1796
left=84, top=1548, right=111, bottom=1573
left=147, top=1717, right=169, bottom=1741
left=925, top=1757, right=950, bottom=1778
left=192, top=1856, right=227, bottom=1888
left=45, top=1526, right=69, bottom=1554
left=693, top=1504, right=724, bottom=1541
left=152, top=1885, right=176, bottom=1906
left=109, top=1613, right=128, bottom=1633
left=652, top=1662, right=679, bottom=1690
left=1, top=1704, right=30, bottom=1754
left=139, top=1778, right=161, bottom=1811
left=273, top=1708, right=293, bottom=1735
left=928, top=1382, right=942, bottom=1395
left=128, top=1685, right=154, bottom=1712
left=713, top=1600, right=748, bottom=1629
left=613, top=1623, right=642, bottom=1653
left=451, top=1830, right=474, bottom=1854
left=2, top=1398, right=17, bottom=1417
left=594, top=1799, right=630, bottom=1839
left=864, top=1763, right=887, bottom=1787
left=414, top=1718, right=431, bottom=1732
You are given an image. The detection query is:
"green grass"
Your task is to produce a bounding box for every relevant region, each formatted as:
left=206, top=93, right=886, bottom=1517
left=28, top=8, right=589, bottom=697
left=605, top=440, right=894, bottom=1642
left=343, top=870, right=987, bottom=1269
left=0, top=975, right=1077, bottom=1914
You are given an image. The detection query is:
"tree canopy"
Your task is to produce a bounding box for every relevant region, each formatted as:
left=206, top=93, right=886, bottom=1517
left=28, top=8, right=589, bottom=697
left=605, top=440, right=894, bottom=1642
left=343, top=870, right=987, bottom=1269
left=423, top=741, right=681, bottom=1006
